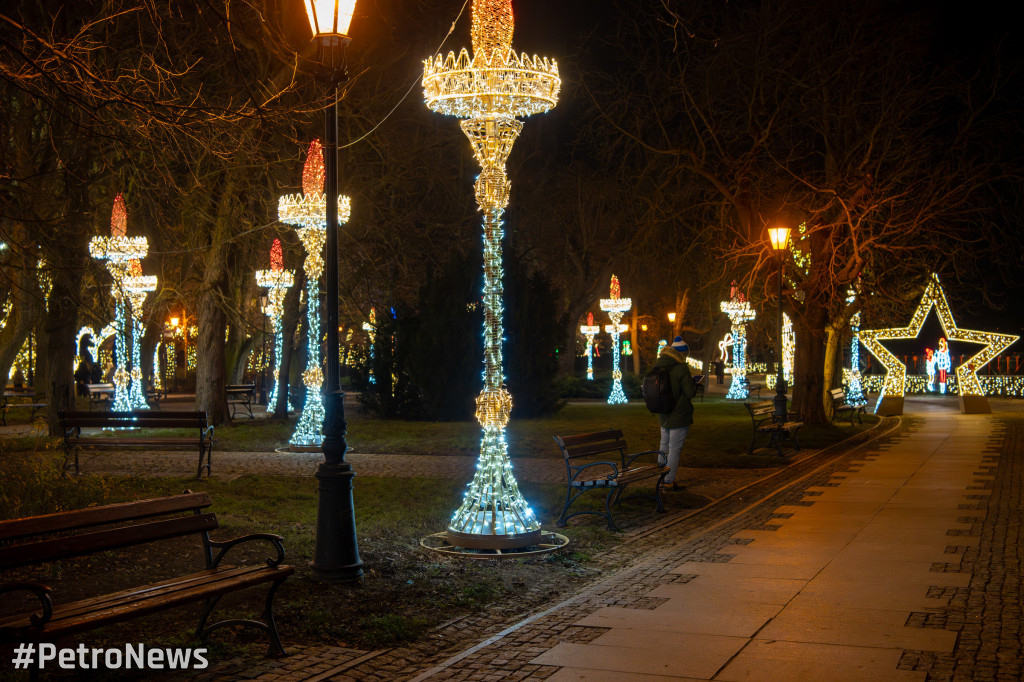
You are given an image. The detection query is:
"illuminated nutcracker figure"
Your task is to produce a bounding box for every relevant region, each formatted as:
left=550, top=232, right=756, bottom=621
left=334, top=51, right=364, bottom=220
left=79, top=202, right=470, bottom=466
left=600, top=275, right=631, bottom=405
left=256, top=239, right=295, bottom=412
left=423, top=0, right=560, bottom=549
left=935, top=337, right=951, bottom=394
left=580, top=312, right=600, bottom=380
left=89, top=195, right=149, bottom=413
left=278, top=140, right=351, bottom=449
left=124, top=259, right=158, bottom=410
left=720, top=282, right=756, bottom=400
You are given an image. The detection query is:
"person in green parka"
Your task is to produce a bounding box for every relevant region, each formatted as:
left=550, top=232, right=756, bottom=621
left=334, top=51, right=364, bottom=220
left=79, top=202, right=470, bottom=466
left=655, top=336, right=697, bottom=489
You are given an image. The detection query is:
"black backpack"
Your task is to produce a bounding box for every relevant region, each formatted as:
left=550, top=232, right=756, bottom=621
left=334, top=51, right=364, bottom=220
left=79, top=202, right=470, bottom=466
left=642, top=365, right=676, bottom=413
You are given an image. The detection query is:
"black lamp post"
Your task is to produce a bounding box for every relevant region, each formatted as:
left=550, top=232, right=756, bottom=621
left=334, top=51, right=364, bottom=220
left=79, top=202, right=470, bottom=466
left=768, top=226, right=791, bottom=421
left=304, top=0, right=363, bottom=581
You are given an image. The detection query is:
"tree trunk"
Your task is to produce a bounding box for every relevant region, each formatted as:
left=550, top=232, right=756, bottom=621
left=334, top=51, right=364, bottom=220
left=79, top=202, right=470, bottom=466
left=195, top=288, right=228, bottom=424
left=631, top=306, right=640, bottom=374
left=792, top=308, right=830, bottom=424
left=44, top=279, right=78, bottom=434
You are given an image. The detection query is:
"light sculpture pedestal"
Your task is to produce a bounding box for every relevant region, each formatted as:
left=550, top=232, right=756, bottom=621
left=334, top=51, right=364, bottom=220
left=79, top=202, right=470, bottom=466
left=277, top=140, right=351, bottom=450
left=124, top=264, right=158, bottom=410
left=256, top=240, right=295, bottom=414
left=721, top=286, right=756, bottom=400
left=600, top=275, right=631, bottom=405
left=423, top=0, right=560, bottom=550
left=580, top=312, right=599, bottom=380
left=89, top=195, right=148, bottom=413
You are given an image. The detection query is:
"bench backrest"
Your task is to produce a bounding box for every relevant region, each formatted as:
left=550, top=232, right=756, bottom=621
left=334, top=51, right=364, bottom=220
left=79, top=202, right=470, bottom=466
left=829, top=387, right=846, bottom=401
left=0, top=492, right=215, bottom=570
left=746, top=400, right=775, bottom=418
left=86, top=383, right=115, bottom=390
left=59, top=410, right=210, bottom=430
left=226, top=385, right=255, bottom=392
left=554, top=429, right=628, bottom=464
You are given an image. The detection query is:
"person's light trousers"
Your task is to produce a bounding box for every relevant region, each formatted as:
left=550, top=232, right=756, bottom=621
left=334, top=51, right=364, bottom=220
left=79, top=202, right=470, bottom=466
left=659, top=425, right=690, bottom=484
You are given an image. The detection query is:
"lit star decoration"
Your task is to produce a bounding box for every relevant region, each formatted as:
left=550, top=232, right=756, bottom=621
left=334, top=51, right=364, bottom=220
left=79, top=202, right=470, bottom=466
left=860, top=273, right=1019, bottom=414
left=256, top=239, right=295, bottom=412
left=720, top=283, right=755, bottom=399
left=422, top=0, right=559, bottom=550
left=600, top=275, right=632, bottom=405
left=124, top=259, right=158, bottom=410
left=278, top=141, right=351, bottom=448
left=89, top=194, right=149, bottom=412
left=580, top=312, right=600, bottom=380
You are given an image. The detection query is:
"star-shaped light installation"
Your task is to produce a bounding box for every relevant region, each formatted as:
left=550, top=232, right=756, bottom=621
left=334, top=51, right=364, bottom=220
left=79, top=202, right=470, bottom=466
left=860, top=273, right=1018, bottom=414
left=278, top=140, right=351, bottom=449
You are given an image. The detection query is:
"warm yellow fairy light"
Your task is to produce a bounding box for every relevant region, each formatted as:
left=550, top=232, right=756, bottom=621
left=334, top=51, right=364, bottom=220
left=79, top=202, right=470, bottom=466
left=423, top=0, right=558, bottom=550
left=860, top=273, right=1018, bottom=413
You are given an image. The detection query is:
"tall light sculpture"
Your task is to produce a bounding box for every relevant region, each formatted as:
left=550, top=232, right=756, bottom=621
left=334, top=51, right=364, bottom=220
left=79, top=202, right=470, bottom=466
left=580, top=312, right=599, bottom=380
left=298, top=0, right=362, bottom=580
left=721, top=283, right=756, bottom=400
left=423, top=0, right=560, bottom=550
left=124, top=259, right=157, bottom=410
left=89, top=194, right=148, bottom=412
left=600, top=275, right=631, bottom=405
left=768, top=226, right=791, bottom=419
left=256, top=239, right=295, bottom=413
left=278, top=139, right=351, bottom=449
left=845, top=289, right=867, bottom=407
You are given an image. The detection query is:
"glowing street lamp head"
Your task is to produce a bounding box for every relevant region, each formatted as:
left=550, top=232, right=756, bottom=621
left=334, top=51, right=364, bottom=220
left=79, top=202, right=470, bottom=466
left=768, top=226, right=791, bottom=251
left=303, top=0, right=357, bottom=40
left=667, top=312, right=677, bottom=323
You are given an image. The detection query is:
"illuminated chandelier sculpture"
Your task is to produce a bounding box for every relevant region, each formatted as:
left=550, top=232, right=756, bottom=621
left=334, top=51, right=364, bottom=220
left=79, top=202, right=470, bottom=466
left=721, top=283, right=756, bottom=400
left=844, top=289, right=867, bottom=407
left=256, top=239, right=295, bottom=412
left=600, top=275, right=631, bottom=405
left=278, top=139, right=351, bottom=449
left=124, top=259, right=157, bottom=410
left=89, top=194, right=148, bottom=412
left=860, top=273, right=1018, bottom=415
left=423, top=0, right=559, bottom=550
left=580, top=312, right=600, bottom=380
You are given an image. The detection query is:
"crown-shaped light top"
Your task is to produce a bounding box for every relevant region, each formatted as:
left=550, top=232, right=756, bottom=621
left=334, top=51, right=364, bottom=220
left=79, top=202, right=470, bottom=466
left=600, top=275, right=632, bottom=312
left=111, top=194, right=127, bottom=237
left=302, top=139, right=325, bottom=196
left=472, top=0, right=513, bottom=59
left=270, top=239, right=283, bottom=271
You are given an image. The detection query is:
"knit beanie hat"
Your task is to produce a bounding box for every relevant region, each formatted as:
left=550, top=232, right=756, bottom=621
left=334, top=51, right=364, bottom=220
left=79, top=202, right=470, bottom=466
left=671, top=336, right=689, bottom=352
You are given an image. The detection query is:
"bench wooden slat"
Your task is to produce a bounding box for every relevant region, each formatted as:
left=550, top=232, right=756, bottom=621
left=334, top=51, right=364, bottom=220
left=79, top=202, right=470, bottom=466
left=0, top=514, right=219, bottom=570
left=0, top=565, right=292, bottom=635
left=68, top=438, right=207, bottom=446
left=558, top=439, right=629, bottom=460
left=0, top=493, right=212, bottom=542
left=556, top=428, right=623, bottom=447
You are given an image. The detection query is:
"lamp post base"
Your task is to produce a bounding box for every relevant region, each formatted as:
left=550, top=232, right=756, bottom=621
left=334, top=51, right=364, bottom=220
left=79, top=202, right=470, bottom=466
left=773, top=379, right=788, bottom=421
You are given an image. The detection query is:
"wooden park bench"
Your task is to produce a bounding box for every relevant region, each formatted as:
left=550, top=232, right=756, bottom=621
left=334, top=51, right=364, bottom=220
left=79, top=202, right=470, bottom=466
left=59, top=411, right=215, bottom=478
left=1, top=387, right=46, bottom=426
left=86, top=383, right=115, bottom=410
left=745, top=400, right=803, bottom=456
left=0, top=491, right=294, bottom=661
left=829, top=387, right=866, bottom=426
left=693, top=374, right=706, bottom=403
left=227, top=384, right=256, bottom=419
left=553, top=429, right=670, bottom=531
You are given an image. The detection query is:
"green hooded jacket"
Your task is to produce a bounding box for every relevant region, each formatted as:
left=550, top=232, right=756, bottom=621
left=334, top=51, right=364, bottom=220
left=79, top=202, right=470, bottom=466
left=654, top=346, right=697, bottom=429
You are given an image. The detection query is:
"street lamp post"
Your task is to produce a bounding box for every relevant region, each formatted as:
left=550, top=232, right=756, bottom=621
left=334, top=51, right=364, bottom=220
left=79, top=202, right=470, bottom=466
left=303, top=0, right=362, bottom=581
left=768, top=226, right=791, bottom=421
